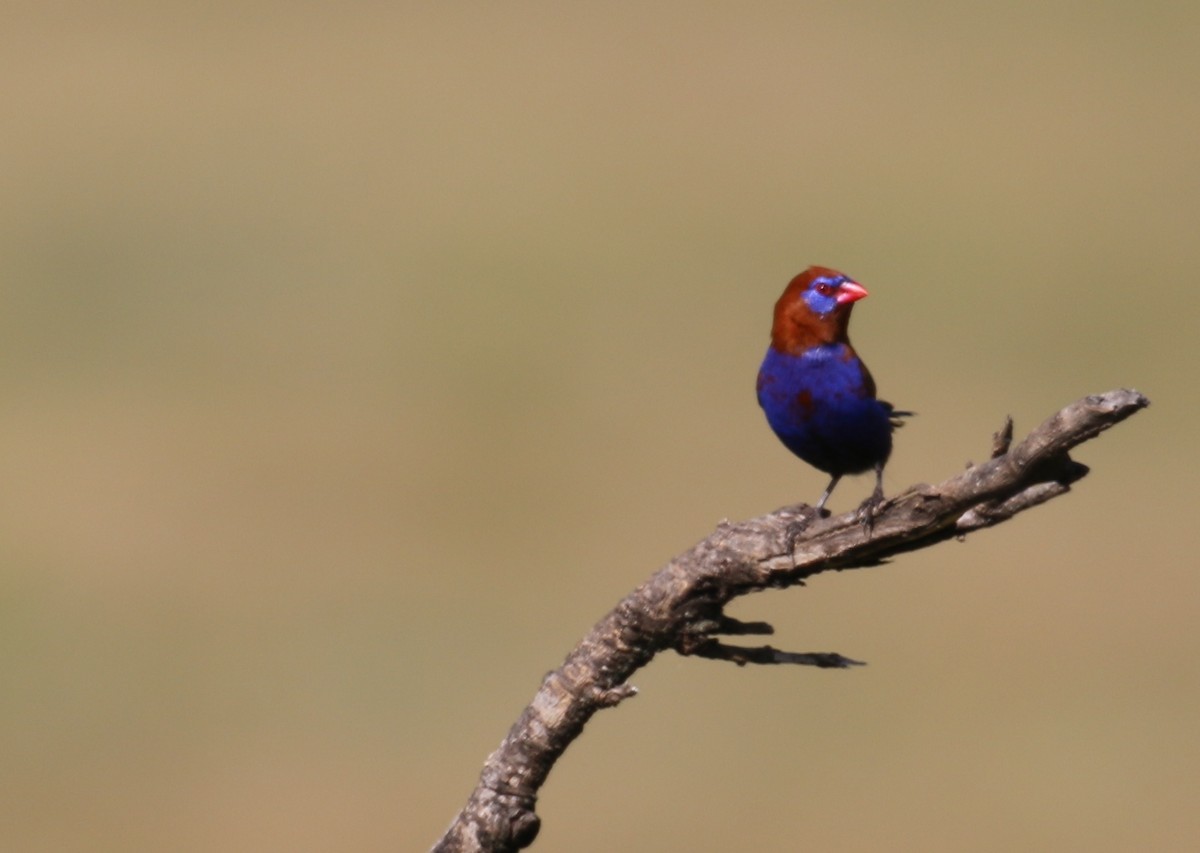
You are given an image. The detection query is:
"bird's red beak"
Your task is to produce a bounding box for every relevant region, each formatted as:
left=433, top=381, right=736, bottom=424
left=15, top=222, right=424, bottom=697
left=835, top=280, right=869, bottom=305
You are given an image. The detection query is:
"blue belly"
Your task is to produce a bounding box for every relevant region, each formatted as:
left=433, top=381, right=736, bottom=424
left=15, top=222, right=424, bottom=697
left=757, top=346, right=893, bottom=476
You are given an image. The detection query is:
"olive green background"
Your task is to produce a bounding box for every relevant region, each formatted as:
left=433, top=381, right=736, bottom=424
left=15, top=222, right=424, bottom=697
left=2, top=3, right=1197, bottom=850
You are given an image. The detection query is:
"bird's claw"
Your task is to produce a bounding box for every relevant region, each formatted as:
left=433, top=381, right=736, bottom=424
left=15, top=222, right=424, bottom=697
left=856, top=491, right=885, bottom=534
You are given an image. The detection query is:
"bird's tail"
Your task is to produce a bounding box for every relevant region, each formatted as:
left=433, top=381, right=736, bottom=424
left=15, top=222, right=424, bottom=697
left=884, top=403, right=915, bottom=428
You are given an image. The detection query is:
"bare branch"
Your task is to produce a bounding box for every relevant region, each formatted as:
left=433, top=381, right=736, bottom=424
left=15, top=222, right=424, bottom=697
left=991, top=415, right=1014, bottom=457
left=431, top=389, right=1148, bottom=852
left=677, top=637, right=866, bottom=668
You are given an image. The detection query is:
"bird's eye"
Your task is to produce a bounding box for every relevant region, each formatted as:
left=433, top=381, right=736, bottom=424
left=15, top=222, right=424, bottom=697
left=814, top=281, right=834, bottom=297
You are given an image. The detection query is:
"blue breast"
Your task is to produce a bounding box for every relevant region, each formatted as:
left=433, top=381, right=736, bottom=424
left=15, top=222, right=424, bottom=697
left=757, top=345, right=893, bottom=475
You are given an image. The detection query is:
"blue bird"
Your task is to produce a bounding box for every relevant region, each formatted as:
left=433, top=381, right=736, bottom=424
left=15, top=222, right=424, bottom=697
left=756, top=266, right=909, bottom=516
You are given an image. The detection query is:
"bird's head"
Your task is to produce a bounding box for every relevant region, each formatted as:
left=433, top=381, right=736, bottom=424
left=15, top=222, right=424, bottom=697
left=770, top=266, right=868, bottom=352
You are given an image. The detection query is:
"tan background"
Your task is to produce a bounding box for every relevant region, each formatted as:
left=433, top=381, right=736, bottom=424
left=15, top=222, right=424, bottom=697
left=2, top=3, right=1197, bottom=850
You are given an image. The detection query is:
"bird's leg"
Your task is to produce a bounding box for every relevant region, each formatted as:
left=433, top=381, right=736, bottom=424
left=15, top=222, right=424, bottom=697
left=856, top=463, right=887, bottom=531
left=815, top=475, right=841, bottom=514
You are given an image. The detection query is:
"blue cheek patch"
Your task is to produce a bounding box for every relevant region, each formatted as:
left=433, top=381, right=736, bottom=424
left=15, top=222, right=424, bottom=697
left=802, top=288, right=838, bottom=316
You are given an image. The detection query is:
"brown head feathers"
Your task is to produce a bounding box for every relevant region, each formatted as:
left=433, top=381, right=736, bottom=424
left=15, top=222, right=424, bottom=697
left=769, top=266, right=869, bottom=353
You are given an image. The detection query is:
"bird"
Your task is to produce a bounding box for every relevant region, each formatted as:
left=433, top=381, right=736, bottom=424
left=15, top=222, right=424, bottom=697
left=756, top=266, right=909, bottom=519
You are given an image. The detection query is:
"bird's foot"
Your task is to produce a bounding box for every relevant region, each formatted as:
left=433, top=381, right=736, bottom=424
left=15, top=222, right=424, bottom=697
left=856, top=491, right=886, bottom=534
left=783, top=504, right=824, bottom=554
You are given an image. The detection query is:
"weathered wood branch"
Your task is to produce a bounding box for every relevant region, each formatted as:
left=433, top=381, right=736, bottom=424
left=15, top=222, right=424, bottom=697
left=431, top=389, right=1148, bottom=852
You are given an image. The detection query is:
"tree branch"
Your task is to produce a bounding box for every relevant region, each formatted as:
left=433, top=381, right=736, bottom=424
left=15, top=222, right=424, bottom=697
left=431, top=389, right=1148, bottom=852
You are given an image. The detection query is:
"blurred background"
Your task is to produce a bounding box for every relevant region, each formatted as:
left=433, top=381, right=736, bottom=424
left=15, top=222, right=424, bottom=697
left=1, top=3, right=1196, bottom=850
